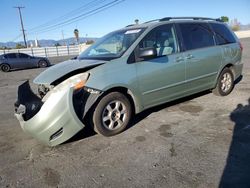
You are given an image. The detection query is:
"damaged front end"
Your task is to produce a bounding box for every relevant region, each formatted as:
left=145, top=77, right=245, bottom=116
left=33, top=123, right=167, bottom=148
left=14, top=73, right=102, bottom=146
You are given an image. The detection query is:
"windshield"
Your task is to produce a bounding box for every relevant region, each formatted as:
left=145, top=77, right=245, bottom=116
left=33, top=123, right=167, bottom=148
left=79, top=28, right=145, bottom=61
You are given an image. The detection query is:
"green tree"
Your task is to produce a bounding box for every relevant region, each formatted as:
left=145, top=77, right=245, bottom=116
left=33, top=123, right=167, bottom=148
left=86, top=40, right=94, bottom=45
left=0, top=46, right=10, bottom=50
left=16, top=43, right=25, bottom=49
left=54, top=43, right=61, bottom=47
left=221, top=16, right=229, bottom=23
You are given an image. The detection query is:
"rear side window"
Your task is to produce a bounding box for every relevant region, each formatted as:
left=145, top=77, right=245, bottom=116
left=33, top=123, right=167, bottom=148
left=179, top=23, right=215, bottom=51
left=210, top=23, right=236, bottom=45
left=18, top=53, right=29, bottom=58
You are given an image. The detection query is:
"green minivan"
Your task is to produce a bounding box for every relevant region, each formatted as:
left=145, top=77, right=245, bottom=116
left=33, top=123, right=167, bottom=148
left=15, top=17, right=243, bottom=146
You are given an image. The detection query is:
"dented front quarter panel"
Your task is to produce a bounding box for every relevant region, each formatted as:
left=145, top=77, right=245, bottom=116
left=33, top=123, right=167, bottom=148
left=85, top=57, right=144, bottom=113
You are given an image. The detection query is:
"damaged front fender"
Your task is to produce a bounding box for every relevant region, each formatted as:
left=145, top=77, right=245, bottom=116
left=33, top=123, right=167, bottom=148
left=14, top=81, right=100, bottom=146
left=73, top=87, right=103, bottom=121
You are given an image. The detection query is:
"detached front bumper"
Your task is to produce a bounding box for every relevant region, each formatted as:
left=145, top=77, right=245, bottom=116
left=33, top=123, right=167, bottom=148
left=14, top=81, right=85, bottom=146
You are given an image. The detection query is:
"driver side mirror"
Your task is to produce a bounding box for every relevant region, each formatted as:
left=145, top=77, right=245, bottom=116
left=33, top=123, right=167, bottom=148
left=139, top=47, right=157, bottom=59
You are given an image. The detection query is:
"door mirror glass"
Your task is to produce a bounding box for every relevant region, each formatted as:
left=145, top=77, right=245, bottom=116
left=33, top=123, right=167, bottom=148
left=139, top=47, right=157, bottom=59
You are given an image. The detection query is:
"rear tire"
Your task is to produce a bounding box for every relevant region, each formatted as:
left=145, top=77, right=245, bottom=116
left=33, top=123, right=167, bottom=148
left=213, top=67, right=234, bottom=96
left=0, top=64, right=10, bottom=72
left=38, top=60, right=48, bottom=68
left=90, top=92, right=132, bottom=137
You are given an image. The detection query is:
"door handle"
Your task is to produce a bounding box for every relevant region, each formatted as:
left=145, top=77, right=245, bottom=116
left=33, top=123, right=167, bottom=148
left=175, top=57, right=184, bottom=63
left=185, top=54, right=194, bottom=59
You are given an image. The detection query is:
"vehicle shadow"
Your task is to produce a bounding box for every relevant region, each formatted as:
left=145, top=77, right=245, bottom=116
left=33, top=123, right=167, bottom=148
left=128, top=90, right=210, bottom=128
left=65, top=90, right=211, bottom=144
left=219, top=98, right=250, bottom=188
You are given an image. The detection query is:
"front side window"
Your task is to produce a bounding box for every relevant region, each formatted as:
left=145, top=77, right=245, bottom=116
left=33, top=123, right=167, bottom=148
left=138, top=24, right=178, bottom=57
left=210, top=23, right=236, bottom=45
left=179, top=23, right=215, bottom=50
left=79, top=28, right=145, bottom=61
left=6, top=53, right=17, bottom=59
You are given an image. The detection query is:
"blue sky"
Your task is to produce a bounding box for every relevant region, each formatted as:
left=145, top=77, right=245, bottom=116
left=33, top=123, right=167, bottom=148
left=0, top=0, right=249, bottom=43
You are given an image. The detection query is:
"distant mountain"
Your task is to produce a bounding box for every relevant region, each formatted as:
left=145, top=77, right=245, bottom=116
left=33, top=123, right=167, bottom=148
left=0, top=37, right=98, bottom=48
left=240, top=24, right=250, bottom=30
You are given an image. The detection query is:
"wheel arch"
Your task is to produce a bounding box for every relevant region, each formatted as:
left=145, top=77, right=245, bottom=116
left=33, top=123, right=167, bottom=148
left=224, top=63, right=235, bottom=79
left=100, top=86, right=142, bottom=114
left=215, top=63, right=235, bottom=88
left=212, top=64, right=235, bottom=96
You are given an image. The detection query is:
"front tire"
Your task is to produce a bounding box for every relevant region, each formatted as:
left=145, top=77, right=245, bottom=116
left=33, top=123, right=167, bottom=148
left=213, top=67, right=234, bottom=96
left=91, top=92, right=132, bottom=136
left=1, top=64, right=10, bottom=72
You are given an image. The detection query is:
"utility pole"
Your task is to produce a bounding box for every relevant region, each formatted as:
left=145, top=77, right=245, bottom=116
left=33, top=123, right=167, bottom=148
left=14, top=6, right=27, bottom=48
left=61, top=30, right=66, bottom=46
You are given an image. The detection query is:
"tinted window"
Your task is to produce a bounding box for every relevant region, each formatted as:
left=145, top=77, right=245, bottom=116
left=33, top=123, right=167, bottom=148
left=18, top=53, right=29, bottom=58
left=210, top=23, right=236, bottom=45
left=138, top=24, right=178, bottom=57
left=179, top=23, right=215, bottom=50
left=6, top=53, right=17, bottom=59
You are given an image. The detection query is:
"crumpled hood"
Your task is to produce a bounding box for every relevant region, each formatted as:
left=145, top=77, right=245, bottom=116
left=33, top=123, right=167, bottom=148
left=34, top=59, right=106, bottom=85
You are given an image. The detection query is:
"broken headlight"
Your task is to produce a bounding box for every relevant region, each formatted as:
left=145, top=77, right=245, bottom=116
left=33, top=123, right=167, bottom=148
left=41, top=73, right=89, bottom=102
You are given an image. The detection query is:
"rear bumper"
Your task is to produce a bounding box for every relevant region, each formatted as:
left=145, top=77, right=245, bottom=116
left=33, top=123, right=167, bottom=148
left=15, top=81, right=85, bottom=146
left=234, top=63, right=244, bottom=81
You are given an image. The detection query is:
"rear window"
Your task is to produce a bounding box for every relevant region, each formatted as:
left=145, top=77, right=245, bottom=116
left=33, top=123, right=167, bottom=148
left=179, top=23, right=215, bottom=51
left=210, top=23, right=236, bottom=45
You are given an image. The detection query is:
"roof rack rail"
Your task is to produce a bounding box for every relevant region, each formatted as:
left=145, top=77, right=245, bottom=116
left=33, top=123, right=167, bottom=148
left=159, top=17, right=223, bottom=22
left=143, top=19, right=160, bottom=24
left=126, top=24, right=135, bottom=27
left=129, top=17, right=223, bottom=27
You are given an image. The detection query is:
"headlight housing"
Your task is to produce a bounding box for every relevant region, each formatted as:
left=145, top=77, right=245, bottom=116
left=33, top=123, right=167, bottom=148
left=42, top=73, right=89, bottom=102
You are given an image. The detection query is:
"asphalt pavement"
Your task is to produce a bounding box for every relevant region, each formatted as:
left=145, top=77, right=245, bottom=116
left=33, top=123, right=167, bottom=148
left=0, top=39, right=249, bottom=188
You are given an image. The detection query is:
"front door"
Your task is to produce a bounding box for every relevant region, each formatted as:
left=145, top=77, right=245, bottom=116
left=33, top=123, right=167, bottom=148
left=6, top=53, right=20, bottom=69
left=135, top=24, right=186, bottom=108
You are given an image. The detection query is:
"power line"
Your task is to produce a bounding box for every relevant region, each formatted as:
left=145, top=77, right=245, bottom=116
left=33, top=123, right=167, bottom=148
left=28, top=0, right=124, bottom=35
left=14, top=6, right=27, bottom=47
left=10, top=0, right=125, bottom=41
left=28, top=0, right=107, bottom=32
left=10, top=34, right=22, bottom=42
left=29, top=0, right=122, bottom=34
